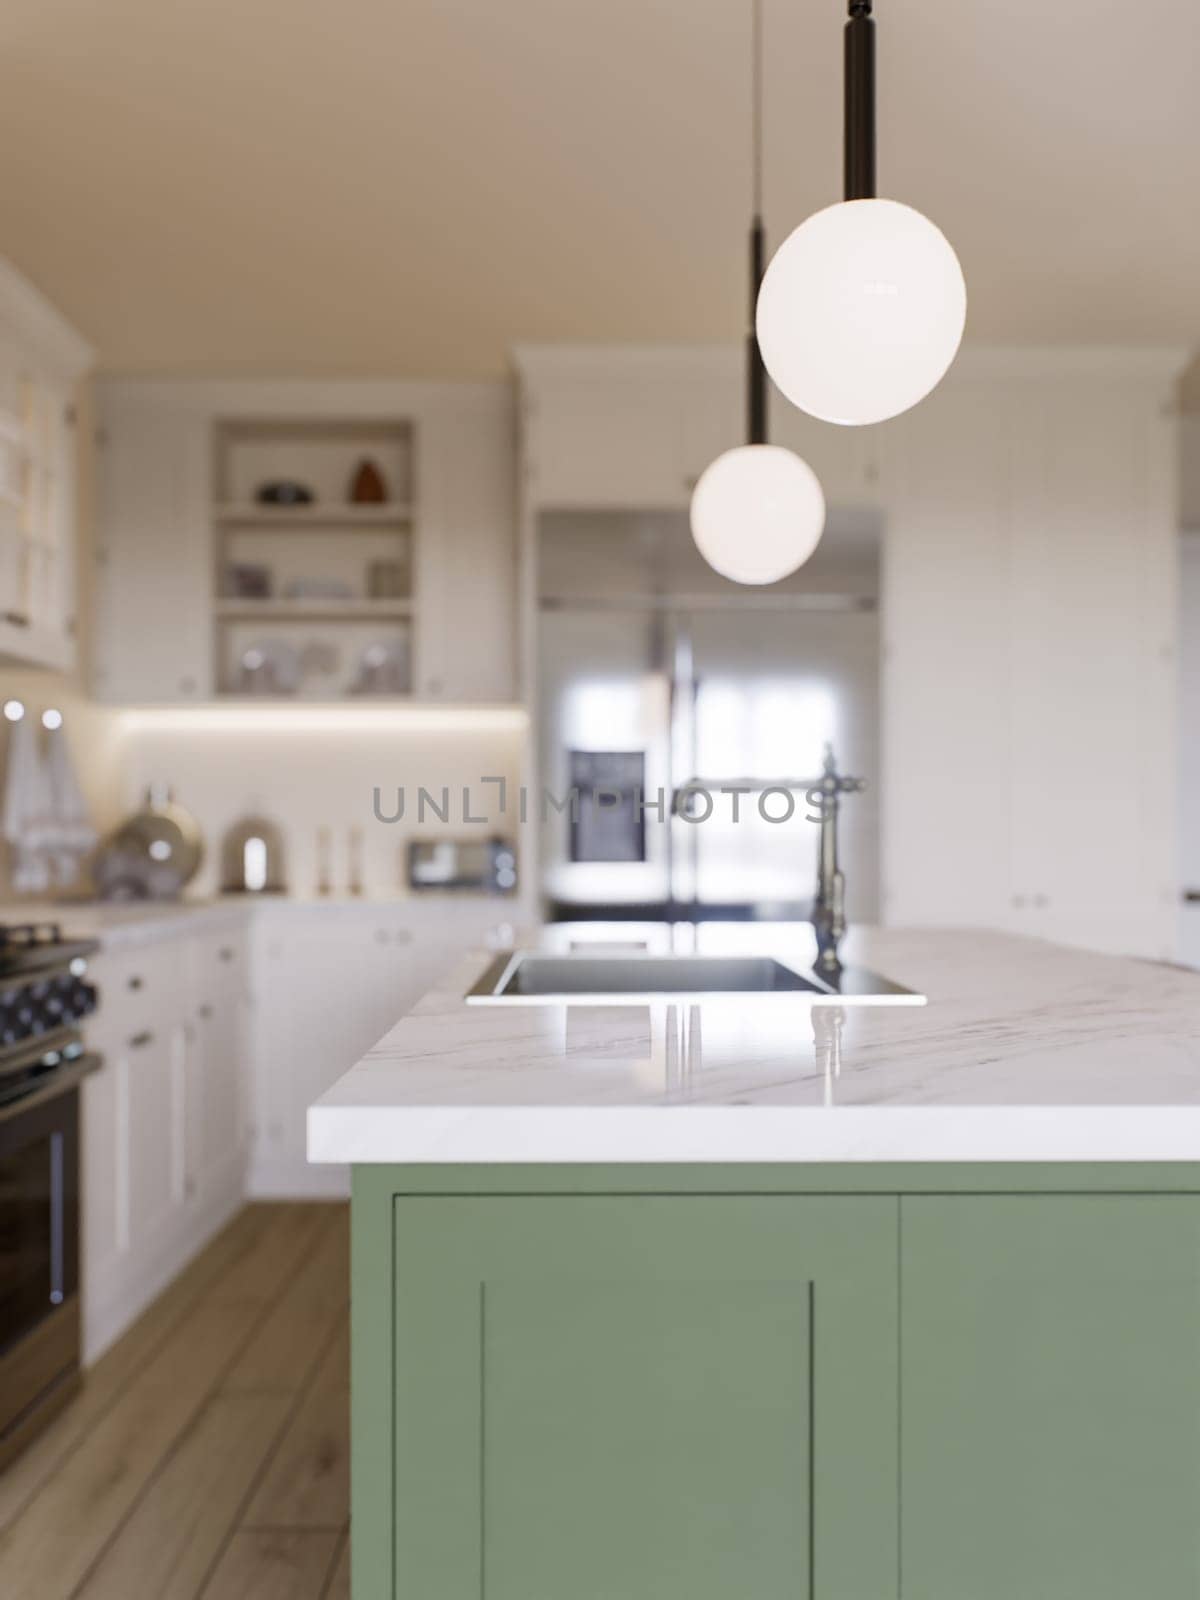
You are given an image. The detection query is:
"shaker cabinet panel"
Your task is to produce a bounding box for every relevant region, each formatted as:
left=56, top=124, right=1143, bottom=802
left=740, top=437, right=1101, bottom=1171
left=528, top=376, right=687, bottom=508
left=415, top=403, right=517, bottom=701
left=901, top=1195, right=1200, bottom=1600
left=389, top=1195, right=898, bottom=1600
left=92, top=403, right=212, bottom=701
left=0, top=262, right=90, bottom=671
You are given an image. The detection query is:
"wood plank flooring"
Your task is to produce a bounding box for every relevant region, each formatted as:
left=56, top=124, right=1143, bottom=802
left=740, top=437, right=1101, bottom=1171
left=0, top=1203, right=351, bottom=1600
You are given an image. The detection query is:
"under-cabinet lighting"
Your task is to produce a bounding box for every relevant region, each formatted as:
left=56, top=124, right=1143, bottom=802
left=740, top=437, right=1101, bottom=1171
left=116, top=703, right=529, bottom=735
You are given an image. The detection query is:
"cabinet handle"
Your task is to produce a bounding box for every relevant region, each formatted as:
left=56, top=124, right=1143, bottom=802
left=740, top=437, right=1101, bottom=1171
left=3, top=610, right=29, bottom=628
left=198, top=1003, right=213, bottom=1019
left=127, top=975, right=144, bottom=991
left=128, top=1030, right=154, bottom=1049
left=219, top=947, right=235, bottom=963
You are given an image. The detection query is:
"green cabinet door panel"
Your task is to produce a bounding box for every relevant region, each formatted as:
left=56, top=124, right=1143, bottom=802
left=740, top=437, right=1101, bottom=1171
left=391, top=1195, right=899, bottom=1600
left=901, top=1195, right=1200, bottom=1600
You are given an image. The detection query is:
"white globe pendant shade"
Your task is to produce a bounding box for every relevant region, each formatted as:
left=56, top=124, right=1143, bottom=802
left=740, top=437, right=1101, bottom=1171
left=756, top=198, right=966, bottom=427
left=690, top=444, right=826, bottom=585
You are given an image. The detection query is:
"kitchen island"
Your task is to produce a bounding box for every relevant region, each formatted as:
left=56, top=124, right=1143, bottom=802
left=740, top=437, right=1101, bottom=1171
left=308, top=926, right=1200, bottom=1600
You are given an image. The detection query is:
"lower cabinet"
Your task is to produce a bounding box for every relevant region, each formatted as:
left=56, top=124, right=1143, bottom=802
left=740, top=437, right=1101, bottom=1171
left=353, top=1171, right=1200, bottom=1600
left=901, top=1195, right=1200, bottom=1600
left=391, top=1196, right=897, bottom=1600
left=81, top=924, right=250, bottom=1361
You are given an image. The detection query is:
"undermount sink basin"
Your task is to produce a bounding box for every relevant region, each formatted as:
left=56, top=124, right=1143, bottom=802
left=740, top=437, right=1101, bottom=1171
left=466, top=952, right=926, bottom=1006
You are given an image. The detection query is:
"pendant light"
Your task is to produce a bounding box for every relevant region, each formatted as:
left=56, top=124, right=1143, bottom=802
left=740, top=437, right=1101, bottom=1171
left=755, top=0, right=966, bottom=427
left=690, top=0, right=826, bottom=586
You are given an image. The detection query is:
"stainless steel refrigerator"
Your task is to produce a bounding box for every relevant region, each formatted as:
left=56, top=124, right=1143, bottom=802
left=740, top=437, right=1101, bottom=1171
left=536, top=509, right=881, bottom=923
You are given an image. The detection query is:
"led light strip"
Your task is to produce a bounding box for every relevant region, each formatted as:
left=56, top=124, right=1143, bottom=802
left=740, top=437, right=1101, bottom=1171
left=116, top=703, right=529, bottom=735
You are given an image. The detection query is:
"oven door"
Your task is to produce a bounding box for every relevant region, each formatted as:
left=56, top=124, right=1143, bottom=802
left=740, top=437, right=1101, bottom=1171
left=0, top=1081, right=80, bottom=1457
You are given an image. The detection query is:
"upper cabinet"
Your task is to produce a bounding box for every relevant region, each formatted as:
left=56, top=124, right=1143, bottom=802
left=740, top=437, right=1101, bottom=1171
left=0, top=258, right=93, bottom=673
left=516, top=343, right=1185, bottom=962
left=91, top=379, right=516, bottom=704
left=516, top=346, right=881, bottom=512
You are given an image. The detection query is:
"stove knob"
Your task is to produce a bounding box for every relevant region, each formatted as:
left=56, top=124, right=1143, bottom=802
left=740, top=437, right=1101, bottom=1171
left=69, top=981, right=98, bottom=1021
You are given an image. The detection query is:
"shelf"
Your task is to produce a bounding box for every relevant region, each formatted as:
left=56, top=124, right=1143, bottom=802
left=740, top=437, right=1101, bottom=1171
left=214, top=503, right=413, bottom=529
left=215, top=597, right=412, bottom=622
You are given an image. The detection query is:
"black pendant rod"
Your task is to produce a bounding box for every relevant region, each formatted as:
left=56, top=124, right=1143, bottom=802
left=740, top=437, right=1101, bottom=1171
left=747, top=215, right=767, bottom=444
left=844, top=0, right=876, bottom=201
left=747, top=0, right=767, bottom=446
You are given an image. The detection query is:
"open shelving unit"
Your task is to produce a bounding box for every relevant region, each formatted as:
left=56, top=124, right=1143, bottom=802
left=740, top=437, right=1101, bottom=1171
left=211, top=417, right=416, bottom=698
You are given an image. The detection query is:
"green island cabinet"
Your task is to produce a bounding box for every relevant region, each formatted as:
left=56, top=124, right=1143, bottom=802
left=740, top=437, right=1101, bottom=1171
left=351, top=1164, right=1200, bottom=1599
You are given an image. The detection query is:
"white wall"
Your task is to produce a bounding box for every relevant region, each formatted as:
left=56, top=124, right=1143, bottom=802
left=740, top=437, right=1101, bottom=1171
left=111, top=711, right=528, bottom=902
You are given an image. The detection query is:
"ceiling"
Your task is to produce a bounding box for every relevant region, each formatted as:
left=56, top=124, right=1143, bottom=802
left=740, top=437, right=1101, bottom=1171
left=1, top=0, right=1197, bottom=376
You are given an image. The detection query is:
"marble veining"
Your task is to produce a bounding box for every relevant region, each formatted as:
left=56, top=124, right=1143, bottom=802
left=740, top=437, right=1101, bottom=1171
left=307, top=924, right=1200, bottom=1164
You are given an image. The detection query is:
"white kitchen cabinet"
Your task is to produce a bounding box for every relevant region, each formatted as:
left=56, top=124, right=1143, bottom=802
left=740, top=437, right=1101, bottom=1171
left=250, top=901, right=511, bottom=1196
left=91, top=397, right=213, bottom=701
left=525, top=367, right=687, bottom=509
left=81, top=921, right=248, bottom=1362
left=188, top=926, right=251, bottom=1193
left=415, top=396, right=517, bottom=701
left=517, top=347, right=880, bottom=514
left=0, top=258, right=92, bottom=671
left=92, top=378, right=518, bottom=705
left=1005, top=379, right=1177, bottom=956
left=877, top=353, right=1181, bottom=960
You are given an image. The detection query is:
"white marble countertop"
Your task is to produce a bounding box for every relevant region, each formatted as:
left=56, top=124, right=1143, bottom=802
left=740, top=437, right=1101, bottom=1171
left=0, top=894, right=514, bottom=951
left=306, top=923, right=1200, bottom=1164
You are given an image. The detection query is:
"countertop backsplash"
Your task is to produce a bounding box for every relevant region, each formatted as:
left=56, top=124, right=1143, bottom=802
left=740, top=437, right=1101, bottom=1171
left=113, top=713, right=527, bottom=904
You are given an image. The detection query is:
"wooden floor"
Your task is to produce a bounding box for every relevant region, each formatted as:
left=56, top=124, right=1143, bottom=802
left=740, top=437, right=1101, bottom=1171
left=0, top=1203, right=350, bottom=1600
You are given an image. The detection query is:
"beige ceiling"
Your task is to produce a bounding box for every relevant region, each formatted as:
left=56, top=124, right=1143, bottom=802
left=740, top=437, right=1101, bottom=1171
left=1, top=0, right=1197, bottom=376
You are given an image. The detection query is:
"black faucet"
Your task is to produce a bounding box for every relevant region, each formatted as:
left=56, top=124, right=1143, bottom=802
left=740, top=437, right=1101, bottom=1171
left=808, top=744, right=866, bottom=976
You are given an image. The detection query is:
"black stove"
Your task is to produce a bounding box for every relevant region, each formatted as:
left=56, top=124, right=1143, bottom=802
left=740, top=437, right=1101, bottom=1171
left=0, top=924, right=99, bottom=1100
left=0, top=921, right=101, bottom=1468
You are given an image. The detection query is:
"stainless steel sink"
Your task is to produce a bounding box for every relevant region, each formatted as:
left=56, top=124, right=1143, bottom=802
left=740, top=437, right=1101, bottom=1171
left=466, top=952, right=926, bottom=1006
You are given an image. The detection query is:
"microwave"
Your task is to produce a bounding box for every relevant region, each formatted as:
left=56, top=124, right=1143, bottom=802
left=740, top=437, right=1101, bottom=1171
left=406, top=837, right=517, bottom=895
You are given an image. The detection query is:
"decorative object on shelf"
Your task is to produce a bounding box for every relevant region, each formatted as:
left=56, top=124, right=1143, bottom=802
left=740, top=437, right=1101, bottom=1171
left=347, top=825, right=364, bottom=897
left=690, top=0, right=825, bottom=585
left=234, top=639, right=301, bottom=695
left=220, top=813, right=287, bottom=894
left=349, top=458, right=388, bottom=504
left=298, top=639, right=342, bottom=684
left=350, top=638, right=409, bottom=696
left=225, top=563, right=273, bottom=599
left=283, top=576, right=355, bottom=601
left=316, top=824, right=333, bottom=897
left=255, top=480, right=314, bottom=506
left=367, top=559, right=407, bottom=600
left=94, top=785, right=203, bottom=901
left=755, top=0, right=966, bottom=427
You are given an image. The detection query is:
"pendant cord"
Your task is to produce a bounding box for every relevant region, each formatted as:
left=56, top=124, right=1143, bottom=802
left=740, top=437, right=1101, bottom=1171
left=747, top=0, right=768, bottom=445
left=844, top=0, right=877, bottom=200
left=752, top=0, right=763, bottom=219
